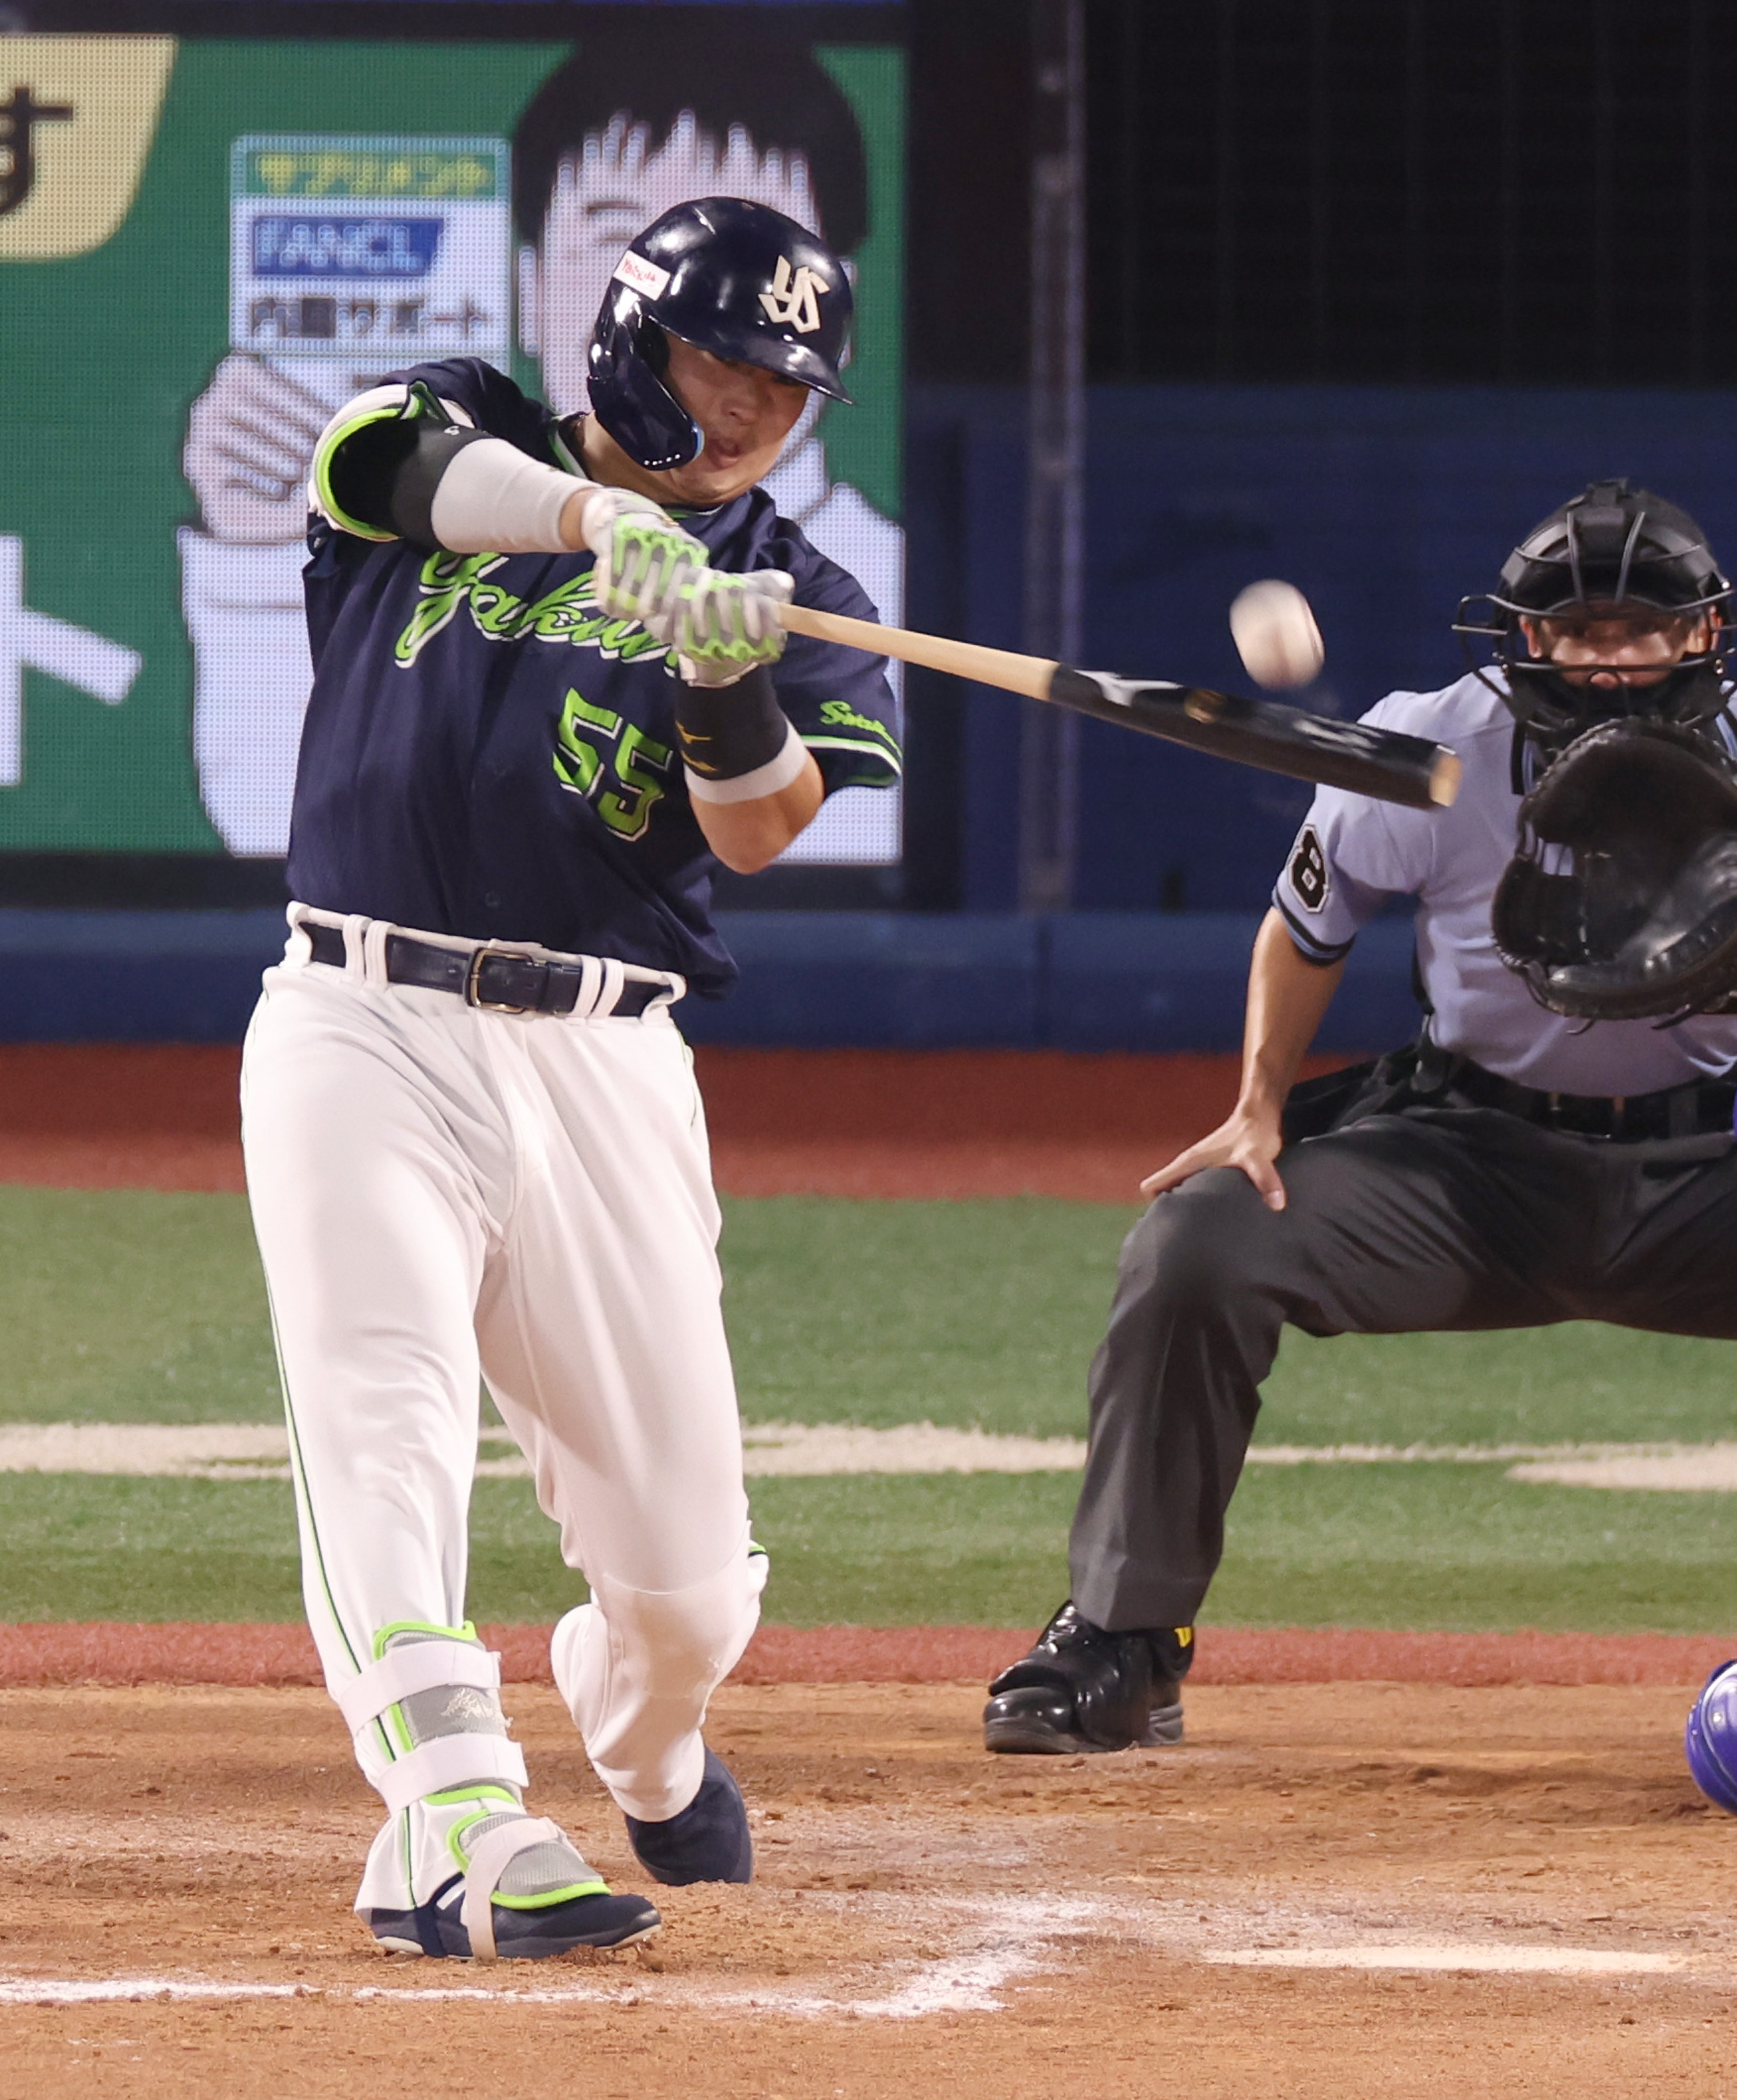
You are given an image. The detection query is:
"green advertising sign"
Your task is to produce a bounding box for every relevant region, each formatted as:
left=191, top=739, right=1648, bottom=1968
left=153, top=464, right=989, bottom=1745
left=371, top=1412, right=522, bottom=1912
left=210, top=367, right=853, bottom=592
left=0, top=25, right=904, bottom=864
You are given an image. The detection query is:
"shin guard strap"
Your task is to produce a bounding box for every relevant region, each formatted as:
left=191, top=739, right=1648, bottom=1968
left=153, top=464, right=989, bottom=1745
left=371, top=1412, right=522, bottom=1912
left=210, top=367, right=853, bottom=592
left=336, top=1641, right=502, bottom=1736
left=374, top=1733, right=528, bottom=1816
left=460, top=1817, right=566, bottom=1964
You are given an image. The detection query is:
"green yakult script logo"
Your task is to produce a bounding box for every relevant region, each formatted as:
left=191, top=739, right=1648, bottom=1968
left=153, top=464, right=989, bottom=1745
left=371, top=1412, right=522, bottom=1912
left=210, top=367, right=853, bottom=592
left=394, top=552, right=671, bottom=668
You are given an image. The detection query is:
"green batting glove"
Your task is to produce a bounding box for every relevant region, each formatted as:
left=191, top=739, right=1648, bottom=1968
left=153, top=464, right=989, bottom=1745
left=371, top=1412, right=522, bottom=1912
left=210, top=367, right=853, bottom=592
left=583, top=491, right=710, bottom=635
left=673, top=569, right=795, bottom=687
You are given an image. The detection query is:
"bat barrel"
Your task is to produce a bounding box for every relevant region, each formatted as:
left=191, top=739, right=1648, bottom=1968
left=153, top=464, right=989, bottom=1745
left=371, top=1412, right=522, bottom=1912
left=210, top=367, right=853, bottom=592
left=1047, top=669, right=1458, bottom=812
left=775, top=602, right=1459, bottom=813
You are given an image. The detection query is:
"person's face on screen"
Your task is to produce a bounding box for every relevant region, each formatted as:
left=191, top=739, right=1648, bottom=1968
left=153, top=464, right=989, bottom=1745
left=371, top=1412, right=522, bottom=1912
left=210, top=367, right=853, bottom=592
left=521, top=110, right=821, bottom=416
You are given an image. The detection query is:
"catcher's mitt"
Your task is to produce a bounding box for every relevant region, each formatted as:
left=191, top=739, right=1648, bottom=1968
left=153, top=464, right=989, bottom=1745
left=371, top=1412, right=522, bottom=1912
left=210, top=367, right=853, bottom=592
left=1491, top=716, right=1737, bottom=1021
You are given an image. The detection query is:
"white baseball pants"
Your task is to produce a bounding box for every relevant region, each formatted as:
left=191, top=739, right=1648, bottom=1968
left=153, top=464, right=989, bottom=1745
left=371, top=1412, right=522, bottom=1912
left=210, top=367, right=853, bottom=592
left=240, top=916, right=764, bottom=1842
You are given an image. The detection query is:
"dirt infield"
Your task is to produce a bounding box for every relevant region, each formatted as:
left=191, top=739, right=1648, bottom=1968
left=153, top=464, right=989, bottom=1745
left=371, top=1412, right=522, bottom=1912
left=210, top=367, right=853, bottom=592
left=0, top=1043, right=1358, bottom=1201
left=5, top=1679, right=1736, bottom=2098
left=4, top=1622, right=1732, bottom=1690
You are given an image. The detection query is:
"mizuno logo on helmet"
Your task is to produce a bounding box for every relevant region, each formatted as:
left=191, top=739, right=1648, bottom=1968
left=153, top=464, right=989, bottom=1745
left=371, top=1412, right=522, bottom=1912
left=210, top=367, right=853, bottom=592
left=758, top=256, right=825, bottom=333
left=614, top=250, right=671, bottom=300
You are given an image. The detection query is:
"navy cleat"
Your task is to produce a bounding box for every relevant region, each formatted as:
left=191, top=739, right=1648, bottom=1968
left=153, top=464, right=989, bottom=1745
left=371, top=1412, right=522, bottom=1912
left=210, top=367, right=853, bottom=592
left=983, top=1601, right=1194, bottom=1754
left=364, top=1804, right=660, bottom=1959
left=625, top=1747, right=754, bottom=1885
left=367, top=1873, right=660, bottom=1959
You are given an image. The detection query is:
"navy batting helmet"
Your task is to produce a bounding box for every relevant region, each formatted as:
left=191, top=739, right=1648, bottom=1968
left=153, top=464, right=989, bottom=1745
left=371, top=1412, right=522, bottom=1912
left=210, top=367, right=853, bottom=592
left=1685, top=1659, right=1737, bottom=1812
left=587, top=197, right=854, bottom=473
left=1455, top=480, right=1734, bottom=739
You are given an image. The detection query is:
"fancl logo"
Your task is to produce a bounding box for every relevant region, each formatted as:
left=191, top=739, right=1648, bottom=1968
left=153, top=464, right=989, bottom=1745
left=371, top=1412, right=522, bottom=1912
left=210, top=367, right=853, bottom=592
left=251, top=215, right=443, bottom=278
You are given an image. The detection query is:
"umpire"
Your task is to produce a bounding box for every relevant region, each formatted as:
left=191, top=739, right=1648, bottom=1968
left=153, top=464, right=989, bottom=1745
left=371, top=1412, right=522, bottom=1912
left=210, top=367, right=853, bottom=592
left=985, top=480, right=1737, bottom=1756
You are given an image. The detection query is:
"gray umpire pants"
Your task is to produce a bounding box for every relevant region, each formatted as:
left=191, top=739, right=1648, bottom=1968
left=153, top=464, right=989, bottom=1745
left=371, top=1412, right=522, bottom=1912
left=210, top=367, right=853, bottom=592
left=1069, top=1106, right=1737, bottom=1632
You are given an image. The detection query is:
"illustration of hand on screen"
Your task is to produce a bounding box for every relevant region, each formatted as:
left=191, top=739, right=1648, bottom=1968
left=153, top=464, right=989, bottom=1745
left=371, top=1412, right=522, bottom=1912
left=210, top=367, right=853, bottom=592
left=180, top=348, right=359, bottom=855
left=183, top=353, right=331, bottom=543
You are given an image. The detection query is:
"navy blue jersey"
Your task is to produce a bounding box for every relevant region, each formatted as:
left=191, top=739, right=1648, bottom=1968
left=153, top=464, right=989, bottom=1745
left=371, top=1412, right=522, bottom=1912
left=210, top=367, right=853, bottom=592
left=289, top=358, right=899, bottom=998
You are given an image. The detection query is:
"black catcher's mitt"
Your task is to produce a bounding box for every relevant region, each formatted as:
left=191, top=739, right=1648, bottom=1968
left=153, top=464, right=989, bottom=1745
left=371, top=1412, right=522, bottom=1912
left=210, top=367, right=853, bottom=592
left=1492, top=717, right=1737, bottom=1021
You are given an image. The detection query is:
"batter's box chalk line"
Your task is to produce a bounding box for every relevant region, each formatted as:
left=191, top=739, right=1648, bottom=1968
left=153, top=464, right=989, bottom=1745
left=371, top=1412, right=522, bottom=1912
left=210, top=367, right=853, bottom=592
left=0, top=1896, right=1710, bottom=2012
left=0, top=1897, right=1132, bottom=2021
left=1205, top=1944, right=1684, bottom=1976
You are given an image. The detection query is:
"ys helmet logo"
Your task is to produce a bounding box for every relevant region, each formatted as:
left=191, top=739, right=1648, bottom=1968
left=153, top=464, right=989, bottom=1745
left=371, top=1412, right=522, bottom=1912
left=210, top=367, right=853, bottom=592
left=758, top=256, right=826, bottom=334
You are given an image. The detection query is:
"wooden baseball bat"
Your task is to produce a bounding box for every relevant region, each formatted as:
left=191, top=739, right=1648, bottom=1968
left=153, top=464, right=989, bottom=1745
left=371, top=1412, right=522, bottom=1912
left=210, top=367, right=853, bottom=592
left=777, top=603, right=1461, bottom=812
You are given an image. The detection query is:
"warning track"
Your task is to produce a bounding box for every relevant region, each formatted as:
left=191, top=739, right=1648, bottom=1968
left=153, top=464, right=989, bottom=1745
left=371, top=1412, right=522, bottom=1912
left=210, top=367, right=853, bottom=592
left=0, top=1043, right=1349, bottom=1202
left=0, top=1621, right=1730, bottom=1689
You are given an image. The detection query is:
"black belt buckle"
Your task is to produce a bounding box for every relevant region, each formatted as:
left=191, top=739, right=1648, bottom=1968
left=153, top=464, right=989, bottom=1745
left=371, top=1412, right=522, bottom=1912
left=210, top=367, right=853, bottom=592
left=465, top=944, right=538, bottom=1015
left=1545, top=1091, right=1629, bottom=1140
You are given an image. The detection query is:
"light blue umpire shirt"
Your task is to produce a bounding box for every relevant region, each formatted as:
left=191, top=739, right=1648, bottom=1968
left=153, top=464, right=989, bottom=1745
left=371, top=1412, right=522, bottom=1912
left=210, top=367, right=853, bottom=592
left=1271, top=670, right=1737, bottom=1095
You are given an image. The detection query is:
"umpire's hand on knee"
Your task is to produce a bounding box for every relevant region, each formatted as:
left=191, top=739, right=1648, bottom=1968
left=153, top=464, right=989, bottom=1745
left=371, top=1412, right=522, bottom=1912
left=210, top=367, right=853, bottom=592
left=1139, top=1104, right=1288, bottom=1211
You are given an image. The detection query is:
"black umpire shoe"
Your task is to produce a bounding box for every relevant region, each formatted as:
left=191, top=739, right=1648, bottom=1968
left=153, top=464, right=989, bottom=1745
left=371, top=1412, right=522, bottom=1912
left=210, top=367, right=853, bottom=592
left=983, top=1601, right=1195, bottom=1754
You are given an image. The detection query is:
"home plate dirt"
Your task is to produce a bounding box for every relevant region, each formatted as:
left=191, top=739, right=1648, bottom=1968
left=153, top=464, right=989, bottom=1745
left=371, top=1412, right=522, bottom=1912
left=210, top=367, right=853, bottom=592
left=6, top=1682, right=1737, bottom=2096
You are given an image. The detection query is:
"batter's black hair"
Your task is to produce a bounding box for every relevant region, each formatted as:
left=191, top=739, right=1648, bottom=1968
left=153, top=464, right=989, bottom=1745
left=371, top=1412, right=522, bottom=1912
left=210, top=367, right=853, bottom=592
left=511, top=21, right=869, bottom=255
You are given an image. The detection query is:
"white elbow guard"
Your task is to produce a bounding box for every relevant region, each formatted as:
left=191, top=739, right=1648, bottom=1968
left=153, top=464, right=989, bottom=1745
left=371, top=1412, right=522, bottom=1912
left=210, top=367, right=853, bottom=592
left=428, top=437, right=594, bottom=555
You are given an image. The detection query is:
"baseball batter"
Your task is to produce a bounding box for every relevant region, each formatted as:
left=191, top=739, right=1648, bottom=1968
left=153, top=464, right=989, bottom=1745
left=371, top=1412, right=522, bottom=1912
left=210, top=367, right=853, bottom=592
left=983, top=481, right=1737, bottom=1755
left=240, top=198, right=898, bottom=1956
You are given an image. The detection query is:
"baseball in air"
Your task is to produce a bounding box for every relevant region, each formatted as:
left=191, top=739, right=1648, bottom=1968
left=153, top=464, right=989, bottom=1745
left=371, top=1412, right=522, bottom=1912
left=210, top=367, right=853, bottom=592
left=1229, top=580, right=1325, bottom=689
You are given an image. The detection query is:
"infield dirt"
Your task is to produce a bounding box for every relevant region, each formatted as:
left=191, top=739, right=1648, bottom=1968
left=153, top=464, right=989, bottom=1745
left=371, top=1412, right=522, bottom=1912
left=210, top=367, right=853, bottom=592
left=4, top=1679, right=1735, bottom=2097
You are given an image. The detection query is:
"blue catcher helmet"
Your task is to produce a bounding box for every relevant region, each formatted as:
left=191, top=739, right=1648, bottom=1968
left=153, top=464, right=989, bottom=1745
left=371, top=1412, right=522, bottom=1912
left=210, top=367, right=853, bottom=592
left=587, top=197, right=854, bottom=473
left=1684, top=1659, right=1737, bottom=1812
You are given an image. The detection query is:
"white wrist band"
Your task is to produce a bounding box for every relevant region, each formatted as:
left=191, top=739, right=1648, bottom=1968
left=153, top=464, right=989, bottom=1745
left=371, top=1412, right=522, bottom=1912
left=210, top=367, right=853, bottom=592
left=684, top=719, right=809, bottom=804
left=428, top=437, right=591, bottom=555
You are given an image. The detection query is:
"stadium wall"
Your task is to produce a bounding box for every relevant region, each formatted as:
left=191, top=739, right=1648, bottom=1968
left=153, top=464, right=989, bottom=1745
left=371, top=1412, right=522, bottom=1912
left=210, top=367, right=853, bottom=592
left=0, top=908, right=1418, bottom=1052
left=911, top=380, right=1737, bottom=912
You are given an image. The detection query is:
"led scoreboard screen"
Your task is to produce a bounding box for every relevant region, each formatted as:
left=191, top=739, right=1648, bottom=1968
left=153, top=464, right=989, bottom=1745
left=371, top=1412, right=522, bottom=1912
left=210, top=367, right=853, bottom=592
left=0, top=12, right=905, bottom=868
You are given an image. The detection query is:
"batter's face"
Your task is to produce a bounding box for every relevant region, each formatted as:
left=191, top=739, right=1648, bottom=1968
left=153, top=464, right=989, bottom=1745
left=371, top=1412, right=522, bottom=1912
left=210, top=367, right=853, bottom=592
left=1522, top=607, right=1714, bottom=689
left=652, top=336, right=810, bottom=505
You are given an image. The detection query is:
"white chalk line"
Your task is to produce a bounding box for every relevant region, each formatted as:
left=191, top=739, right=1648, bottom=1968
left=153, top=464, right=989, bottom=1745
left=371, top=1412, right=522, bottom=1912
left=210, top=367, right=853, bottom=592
left=1206, top=1943, right=1682, bottom=1976
left=0, top=1896, right=1110, bottom=2020
left=0, top=1897, right=1707, bottom=2011
left=6, top=1420, right=1737, bottom=1488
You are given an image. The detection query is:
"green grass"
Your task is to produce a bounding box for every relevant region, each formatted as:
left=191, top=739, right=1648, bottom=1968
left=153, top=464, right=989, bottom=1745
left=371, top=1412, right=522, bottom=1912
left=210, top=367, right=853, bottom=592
left=3, top=1464, right=1735, bottom=1634
left=5, top=1183, right=1731, bottom=1446
left=722, top=1194, right=1128, bottom=1433
left=1258, top=1325, right=1737, bottom=1449
left=0, top=1188, right=277, bottom=1425
left=1, top=1183, right=1735, bottom=1631
left=1212, top=1465, right=1737, bottom=1634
